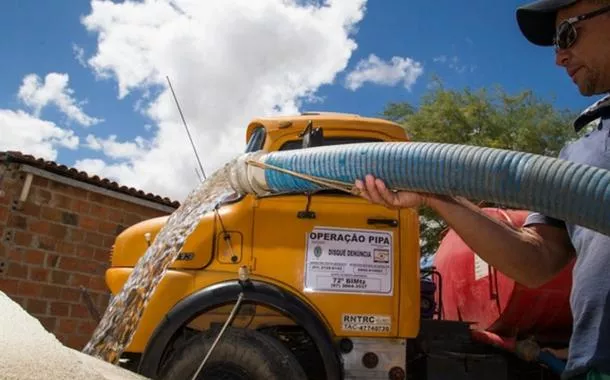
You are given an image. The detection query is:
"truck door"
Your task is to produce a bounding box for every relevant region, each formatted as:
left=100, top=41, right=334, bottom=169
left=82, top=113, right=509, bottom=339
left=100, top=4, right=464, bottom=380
left=251, top=190, right=405, bottom=337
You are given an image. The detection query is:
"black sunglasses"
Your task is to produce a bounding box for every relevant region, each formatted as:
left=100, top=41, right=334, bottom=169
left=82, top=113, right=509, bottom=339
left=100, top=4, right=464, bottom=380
left=554, top=4, right=610, bottom=50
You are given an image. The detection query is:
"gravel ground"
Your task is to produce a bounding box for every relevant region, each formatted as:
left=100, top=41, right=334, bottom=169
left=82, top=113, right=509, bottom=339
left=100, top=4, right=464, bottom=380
left=0, top=291, right=149, bottom=380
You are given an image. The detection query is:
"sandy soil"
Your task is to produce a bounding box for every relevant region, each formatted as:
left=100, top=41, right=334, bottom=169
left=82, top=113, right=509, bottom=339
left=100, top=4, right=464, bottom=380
left=0, top=291, right=148, bottom=380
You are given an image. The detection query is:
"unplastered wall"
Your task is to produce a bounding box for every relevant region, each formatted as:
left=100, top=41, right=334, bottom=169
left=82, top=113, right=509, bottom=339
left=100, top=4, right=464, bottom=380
left=0, top=161, right=175, bottom=350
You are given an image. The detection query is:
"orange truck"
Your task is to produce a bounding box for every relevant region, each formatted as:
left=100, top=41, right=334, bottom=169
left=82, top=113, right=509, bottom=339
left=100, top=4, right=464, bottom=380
left=105, top=112, right=571, bottom=379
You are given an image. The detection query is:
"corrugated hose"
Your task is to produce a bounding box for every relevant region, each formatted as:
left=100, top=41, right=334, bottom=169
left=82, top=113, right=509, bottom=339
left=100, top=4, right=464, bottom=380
left=226, top=141, right=610, bottom=236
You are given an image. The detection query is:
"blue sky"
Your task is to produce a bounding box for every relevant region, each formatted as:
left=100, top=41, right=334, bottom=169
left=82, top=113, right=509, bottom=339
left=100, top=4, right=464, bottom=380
left=0, top=0, right=602, bottom=201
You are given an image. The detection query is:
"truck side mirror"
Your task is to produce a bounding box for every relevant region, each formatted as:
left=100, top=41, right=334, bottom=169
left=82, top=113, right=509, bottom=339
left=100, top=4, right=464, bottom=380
left=301, top=120, right=324, bottom=149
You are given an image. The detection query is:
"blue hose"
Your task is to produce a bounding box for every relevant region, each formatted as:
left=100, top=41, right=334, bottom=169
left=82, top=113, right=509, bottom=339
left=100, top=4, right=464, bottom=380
left=537, top=350, right=567, bottom=374
left=254, top=141, right=610, bottom=236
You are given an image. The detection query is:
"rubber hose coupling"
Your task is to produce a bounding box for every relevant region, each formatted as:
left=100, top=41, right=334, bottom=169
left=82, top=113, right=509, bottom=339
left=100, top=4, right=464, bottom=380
left=226, top=151, right=270, bottom=196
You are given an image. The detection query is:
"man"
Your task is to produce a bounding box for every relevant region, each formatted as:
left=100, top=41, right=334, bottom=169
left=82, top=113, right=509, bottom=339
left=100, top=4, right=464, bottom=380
left=355, top=0, right=610, bottom=379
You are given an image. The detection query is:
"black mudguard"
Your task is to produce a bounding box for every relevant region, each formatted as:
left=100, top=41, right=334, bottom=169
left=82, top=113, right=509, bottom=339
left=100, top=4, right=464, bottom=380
left=137, top=279, right=343, bottom=380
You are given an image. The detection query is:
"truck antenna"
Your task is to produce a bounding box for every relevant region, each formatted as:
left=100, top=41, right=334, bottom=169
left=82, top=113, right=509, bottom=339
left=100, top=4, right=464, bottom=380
left=194, top=167, right=203, bottom=183
left=166, top=75, right=207, bottom=180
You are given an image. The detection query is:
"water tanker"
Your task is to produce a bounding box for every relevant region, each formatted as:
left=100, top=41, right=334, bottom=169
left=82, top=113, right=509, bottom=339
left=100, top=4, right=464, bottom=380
left=433, top=208, right=574, bottom=343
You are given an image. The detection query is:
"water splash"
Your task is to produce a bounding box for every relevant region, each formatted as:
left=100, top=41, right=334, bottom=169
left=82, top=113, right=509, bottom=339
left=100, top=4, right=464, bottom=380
left=82, top=159, right=239, bottom=364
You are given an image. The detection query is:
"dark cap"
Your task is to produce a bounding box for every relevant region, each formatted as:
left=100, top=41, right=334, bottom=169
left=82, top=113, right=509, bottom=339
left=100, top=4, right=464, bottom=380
left=516, top=0, right=579, bottom=46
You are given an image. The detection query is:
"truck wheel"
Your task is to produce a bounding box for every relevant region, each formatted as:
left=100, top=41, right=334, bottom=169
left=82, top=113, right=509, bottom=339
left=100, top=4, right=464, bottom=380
left=158, top=327, right=308, bottom=380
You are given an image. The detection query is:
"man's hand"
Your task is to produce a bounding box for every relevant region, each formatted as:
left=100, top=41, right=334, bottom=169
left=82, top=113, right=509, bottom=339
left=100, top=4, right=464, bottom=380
left=355, top=174, right=427, bottom=209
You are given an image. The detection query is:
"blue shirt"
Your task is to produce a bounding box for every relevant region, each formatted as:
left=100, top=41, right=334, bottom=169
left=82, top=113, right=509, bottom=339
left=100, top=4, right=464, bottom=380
left=523, top=101, right=610, bottom=379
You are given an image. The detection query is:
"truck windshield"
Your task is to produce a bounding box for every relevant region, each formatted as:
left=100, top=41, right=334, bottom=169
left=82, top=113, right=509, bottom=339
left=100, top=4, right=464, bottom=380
left=279, top=137, right=381, bottom=151
left=245, top=126, right=266, bottom=152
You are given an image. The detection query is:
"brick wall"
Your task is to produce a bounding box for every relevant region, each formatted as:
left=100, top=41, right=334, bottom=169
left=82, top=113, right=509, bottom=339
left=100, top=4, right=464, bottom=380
left=0, top=160, right=176, bottom=350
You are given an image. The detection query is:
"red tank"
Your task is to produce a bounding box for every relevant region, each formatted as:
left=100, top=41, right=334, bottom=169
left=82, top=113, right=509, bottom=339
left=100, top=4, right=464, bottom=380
left=432, top=208, right=574, bottom=342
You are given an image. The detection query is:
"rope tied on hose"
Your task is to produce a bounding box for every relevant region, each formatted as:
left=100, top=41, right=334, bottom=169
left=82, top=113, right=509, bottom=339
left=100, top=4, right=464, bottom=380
left=245, top=159, right=363, bottom=196
left=245, top=157, right=469, bottom=212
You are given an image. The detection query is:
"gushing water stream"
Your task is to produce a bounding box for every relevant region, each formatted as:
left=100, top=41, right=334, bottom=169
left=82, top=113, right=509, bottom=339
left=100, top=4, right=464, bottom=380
left=82, top=159, right=240, bottom=364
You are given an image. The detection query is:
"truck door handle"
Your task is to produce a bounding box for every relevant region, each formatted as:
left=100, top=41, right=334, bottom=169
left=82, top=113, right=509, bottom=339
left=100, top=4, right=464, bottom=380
left=367, top=218, right=398, bottom=227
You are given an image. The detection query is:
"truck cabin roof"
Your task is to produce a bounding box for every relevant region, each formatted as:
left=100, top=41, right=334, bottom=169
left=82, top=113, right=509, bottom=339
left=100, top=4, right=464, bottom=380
left=245, top=112, right=408, bottom=151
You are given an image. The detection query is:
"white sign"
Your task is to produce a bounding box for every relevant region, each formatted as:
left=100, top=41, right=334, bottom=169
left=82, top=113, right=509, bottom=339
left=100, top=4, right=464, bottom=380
left=304, top=226, right=393, bottom=295
left=473, top=253, right=489, bottom=281
left=342, top=313, right=392, bottom=333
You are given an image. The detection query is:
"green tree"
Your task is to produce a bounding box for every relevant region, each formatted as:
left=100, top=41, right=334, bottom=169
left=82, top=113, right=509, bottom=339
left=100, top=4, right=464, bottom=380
left=381, top=83, right=585, bottom=256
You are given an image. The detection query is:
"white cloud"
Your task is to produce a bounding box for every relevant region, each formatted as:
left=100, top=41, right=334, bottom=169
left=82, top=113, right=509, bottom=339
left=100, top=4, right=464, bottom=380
left=433, top=55, right=476, bottom=74
left=0, top=109, right=79, bottom=161
left=85, top=134, right=149, bottom=160
left=17, top=72, right=102, bottom=127
left=75, top=0, right=367, bottom=201
left=72, top=44, right=87, bottom=68
left=344, top=54, right=423, bottom=91
left=0, top=74, right=83, bottom=161
left=73, top=158, right=135, bottom=181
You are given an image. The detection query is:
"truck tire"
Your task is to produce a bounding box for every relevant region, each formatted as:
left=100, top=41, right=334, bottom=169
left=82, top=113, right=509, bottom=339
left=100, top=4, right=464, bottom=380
left=158, top=327, right=308, bottom=380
